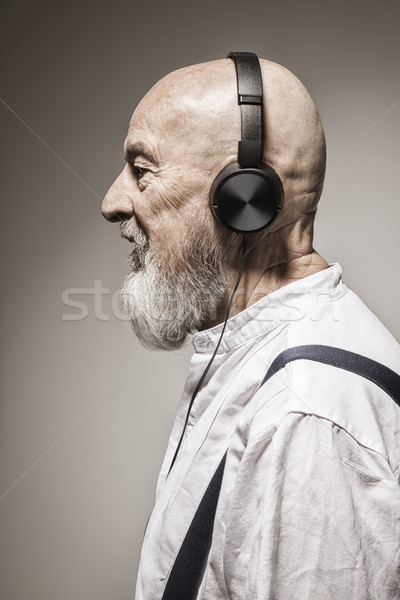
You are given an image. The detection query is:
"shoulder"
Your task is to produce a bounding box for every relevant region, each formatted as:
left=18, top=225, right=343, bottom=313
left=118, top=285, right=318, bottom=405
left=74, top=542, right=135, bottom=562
left=242, top=287, right=400, bottom=474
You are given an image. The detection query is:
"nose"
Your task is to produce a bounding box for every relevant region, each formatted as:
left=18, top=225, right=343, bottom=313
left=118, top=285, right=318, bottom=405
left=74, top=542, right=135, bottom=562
left=101, top=169, right=134, bottom=223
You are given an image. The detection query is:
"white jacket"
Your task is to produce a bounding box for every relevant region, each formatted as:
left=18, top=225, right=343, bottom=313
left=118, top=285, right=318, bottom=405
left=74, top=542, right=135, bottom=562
left=135, top=263, right=400, bottom=600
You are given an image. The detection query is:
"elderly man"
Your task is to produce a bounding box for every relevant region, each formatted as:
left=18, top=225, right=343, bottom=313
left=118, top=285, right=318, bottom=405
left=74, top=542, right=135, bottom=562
left=102, top=53, right=400, bottom=600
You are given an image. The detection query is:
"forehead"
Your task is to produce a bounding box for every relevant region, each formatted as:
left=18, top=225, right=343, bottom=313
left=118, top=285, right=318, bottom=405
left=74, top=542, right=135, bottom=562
left=124, top=87, right=201, bottom=161
left=123, top=62, right=239, bottom=165
left=129, top=84, right=173, bottom=129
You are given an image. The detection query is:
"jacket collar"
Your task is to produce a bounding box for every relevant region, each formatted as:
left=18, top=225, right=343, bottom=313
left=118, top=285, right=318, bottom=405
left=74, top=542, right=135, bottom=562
left=192, top=263, right=346, bottom=354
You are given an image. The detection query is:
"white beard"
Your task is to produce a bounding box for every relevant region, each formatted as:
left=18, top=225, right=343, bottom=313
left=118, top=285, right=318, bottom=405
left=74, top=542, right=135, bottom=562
left=119, top=217, right=228, bottom=350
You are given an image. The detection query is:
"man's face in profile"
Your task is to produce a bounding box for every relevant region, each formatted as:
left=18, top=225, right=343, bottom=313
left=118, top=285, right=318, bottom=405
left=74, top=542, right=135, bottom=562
left=102, top=82, right=234, bottom=350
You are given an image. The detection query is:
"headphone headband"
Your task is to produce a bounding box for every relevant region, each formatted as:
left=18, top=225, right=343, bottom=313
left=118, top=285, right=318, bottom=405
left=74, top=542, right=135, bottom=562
left=227, top=52, right=263, bottom=167
left=209, top=52, right=284, bottom=234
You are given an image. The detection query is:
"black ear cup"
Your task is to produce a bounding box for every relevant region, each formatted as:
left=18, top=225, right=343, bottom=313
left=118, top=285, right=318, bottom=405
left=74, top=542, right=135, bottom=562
left=210, top=161, right=284, bottom=234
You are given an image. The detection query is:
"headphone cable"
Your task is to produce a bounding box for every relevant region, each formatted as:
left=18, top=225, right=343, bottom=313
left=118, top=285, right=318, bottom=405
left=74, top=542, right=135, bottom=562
left=167, top=235, right=249, bottom=477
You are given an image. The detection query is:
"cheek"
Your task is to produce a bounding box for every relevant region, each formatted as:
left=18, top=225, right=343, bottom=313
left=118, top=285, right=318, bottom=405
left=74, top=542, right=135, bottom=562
left=138, top=169, right=215, bottom=240
left=140, top=176, right=195, bottom=223
left=131, top=185, right=183, bottom=245
left=153, top=185, right=183, bottom=213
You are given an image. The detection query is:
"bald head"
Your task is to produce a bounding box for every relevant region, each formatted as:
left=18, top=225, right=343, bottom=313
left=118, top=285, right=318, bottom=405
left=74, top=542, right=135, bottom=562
left=127, top=57, right=325, bottom=225
left=101, top=55, right=328, bottom=347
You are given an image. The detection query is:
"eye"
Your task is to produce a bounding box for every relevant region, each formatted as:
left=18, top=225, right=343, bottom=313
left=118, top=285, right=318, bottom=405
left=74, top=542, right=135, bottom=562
left=133, top=165, right=147, bottom=180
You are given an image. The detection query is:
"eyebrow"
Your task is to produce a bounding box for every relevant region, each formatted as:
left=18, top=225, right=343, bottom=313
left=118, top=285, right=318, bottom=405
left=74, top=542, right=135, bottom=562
left=123, top=142, right=159, bottom=167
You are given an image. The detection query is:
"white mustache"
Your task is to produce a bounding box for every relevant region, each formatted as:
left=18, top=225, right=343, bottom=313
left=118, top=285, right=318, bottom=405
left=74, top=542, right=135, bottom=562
left=119, top=219, right=149, bottom=247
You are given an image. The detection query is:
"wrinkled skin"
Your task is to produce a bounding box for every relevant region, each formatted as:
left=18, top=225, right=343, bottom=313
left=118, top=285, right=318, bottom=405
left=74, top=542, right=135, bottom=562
left=102, top=58, right=329, bottom=332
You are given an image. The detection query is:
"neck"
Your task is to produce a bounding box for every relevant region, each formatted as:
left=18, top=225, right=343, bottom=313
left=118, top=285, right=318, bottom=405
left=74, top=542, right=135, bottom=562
left=200, top=224, right=329, bottom=330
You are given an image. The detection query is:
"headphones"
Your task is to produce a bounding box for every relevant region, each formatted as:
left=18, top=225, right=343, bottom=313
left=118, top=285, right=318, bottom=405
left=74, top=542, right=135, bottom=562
left=209, top=52, right=284, bottom=234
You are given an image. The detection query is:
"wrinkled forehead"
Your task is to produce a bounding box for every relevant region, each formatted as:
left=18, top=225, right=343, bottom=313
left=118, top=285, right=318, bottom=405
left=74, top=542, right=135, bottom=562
left=128, top=87, right=180, bottom=138
left=124, top=89, right=193, bottom=162
left=124, top=62, right=238, bottom=160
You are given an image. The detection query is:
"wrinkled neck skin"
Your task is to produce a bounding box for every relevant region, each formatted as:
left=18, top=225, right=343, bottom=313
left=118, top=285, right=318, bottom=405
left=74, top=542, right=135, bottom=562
left=199, top=214, right=329, bottom=331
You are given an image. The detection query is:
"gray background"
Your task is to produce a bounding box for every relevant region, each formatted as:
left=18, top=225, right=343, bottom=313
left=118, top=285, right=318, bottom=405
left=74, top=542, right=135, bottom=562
left=1, top=0, right=399, bottom=598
